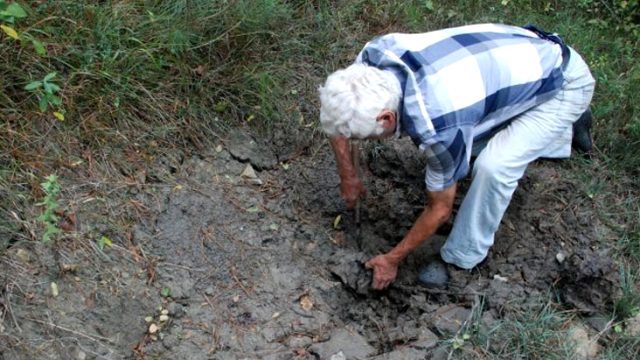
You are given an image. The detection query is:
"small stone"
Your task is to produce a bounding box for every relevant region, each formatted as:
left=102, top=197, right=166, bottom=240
left=74, top=349, right=86, bottom=360
left=50, top=282, right=59, bottom=297
left=330, top=351, right=346, bottom=360
left=144, top=316, right=153, bottom=323
left=149, top=323, right=159, bottom=334
left=493, top=274, right=508, bottom=282
left=161, top=309, right=169, bottom=315
left=232, top=294, right=240, bottom=303
left=241, top=164, right=258, bottom=179
left=204, top=287, right=215, bottom=296
left=159, top=314, right=170, bottom=322
left=215, top=144, right=223, bottom=153
left=556, top=252, right=566, bottom=264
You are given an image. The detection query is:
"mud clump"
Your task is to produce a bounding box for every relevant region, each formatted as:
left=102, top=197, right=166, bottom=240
left=328, top=252, right=371, bottom=295
left=559, top=248, right=619, bottom=313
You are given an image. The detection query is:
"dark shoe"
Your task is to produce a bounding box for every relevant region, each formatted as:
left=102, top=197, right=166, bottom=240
left=417, top=257, right=450, bottom=288
left=572, top=108, right=593, bottom=154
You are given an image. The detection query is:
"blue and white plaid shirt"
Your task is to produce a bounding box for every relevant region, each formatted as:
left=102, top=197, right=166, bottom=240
left=355, top=23, right=567, bottom=191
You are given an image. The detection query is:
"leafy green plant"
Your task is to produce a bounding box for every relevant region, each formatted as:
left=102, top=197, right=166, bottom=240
left=0, top=1, right=46, bottom=55
left=37, top=174, right=61, bottom=243
left=0, top=1, right=26, bottom=24
left=25, top=72, right=65, bottom=119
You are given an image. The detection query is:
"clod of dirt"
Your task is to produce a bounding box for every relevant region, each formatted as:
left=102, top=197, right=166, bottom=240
left=226, top=129, right=278, bottom=169
left=560, top=248, right=618, bottom=313
left=309, top=328, right=377, bottom=359
left=431, top=305, right=471, bottom=335
left=328, top=252, right=371, bottom=295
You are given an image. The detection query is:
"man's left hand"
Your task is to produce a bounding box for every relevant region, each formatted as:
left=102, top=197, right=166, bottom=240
left=365, top=254, right=399, bottom=290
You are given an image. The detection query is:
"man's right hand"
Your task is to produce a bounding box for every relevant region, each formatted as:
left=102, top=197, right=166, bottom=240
left=340, top=176, right=366, bottom=209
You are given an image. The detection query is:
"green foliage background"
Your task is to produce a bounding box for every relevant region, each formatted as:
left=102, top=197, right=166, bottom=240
left=0, top=0, right=638, bottom=356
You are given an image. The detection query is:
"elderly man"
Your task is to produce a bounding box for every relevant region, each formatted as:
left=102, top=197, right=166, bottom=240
left=319, top=23, right=595, bottom=290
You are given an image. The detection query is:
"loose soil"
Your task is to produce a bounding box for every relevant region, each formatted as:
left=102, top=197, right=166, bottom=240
left=0, top=129, right=620, bottom=359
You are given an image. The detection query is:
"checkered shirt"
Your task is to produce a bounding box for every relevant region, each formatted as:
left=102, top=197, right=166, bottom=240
left=355, top=23, right=567, bottom=191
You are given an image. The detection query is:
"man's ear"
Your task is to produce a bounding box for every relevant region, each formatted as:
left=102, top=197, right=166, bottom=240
left=376, top=110, right=396, bottom=131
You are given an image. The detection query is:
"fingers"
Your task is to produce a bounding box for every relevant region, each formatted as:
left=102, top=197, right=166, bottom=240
left=372, top=278, right=390, bottom=290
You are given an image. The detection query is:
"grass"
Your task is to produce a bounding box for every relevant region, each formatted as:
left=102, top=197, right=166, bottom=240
left=1, top=0, right=639, bottom=358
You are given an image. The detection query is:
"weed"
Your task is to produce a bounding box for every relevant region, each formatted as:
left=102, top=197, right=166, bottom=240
left=480, top=300, right=573, bottom=359
left=615, top=264, right=640, bottom=319
left=24, top=72, right=64, bottom=117
left=36, top=174, right=60, bottom=243
left=0, top=1, right=46, bottom=55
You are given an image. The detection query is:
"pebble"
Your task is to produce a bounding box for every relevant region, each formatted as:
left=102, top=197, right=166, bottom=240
left=144, top=316, right=153, bottom=323
left=556, top=252, right=566, bottom=264
left=159, top=314, right=170, bottom=322
left=74, top=349, right=86, bottom=360
left=493, top=274, right=508, bottom=282
left=241, top=164, right=259, bottom=180
left=50, top=282, right=59, bottom=297
left=149, top=323, right=159, bottom=334
left=161, top=309, right=169, bottom=315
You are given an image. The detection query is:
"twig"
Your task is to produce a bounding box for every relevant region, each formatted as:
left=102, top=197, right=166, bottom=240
left=230, top=266, right=251, bottom=296
left=23, top=317, right=116, bottom=345
left=4, top=284, right=22, bottom=333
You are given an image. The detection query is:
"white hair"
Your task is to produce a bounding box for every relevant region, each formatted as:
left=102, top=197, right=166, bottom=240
left=319, top=63, right=401, bottom=138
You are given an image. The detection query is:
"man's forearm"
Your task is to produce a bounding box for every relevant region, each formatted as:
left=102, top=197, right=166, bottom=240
left=386, top=185, right=457, bottom=264
left=329, top=136, right=356, bottom=180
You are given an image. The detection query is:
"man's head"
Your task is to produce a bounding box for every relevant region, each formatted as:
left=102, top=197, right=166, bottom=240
left=319, top=64, right=401, bottom=139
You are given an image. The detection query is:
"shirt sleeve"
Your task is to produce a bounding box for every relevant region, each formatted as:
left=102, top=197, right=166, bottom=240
left=423, top=126, right=474, bottom=192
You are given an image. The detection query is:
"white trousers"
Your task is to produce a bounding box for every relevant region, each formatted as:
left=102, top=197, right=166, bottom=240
left=440, top=48, right=596, bottom=269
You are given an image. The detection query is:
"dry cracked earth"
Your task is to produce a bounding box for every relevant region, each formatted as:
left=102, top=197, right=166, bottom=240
left=0, top=129, right=621, bottom=359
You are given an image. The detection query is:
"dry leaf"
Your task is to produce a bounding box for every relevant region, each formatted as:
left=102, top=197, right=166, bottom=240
left=1, top=25, right=19, bottom=40
left=333, top=214, right=342, bottom=229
